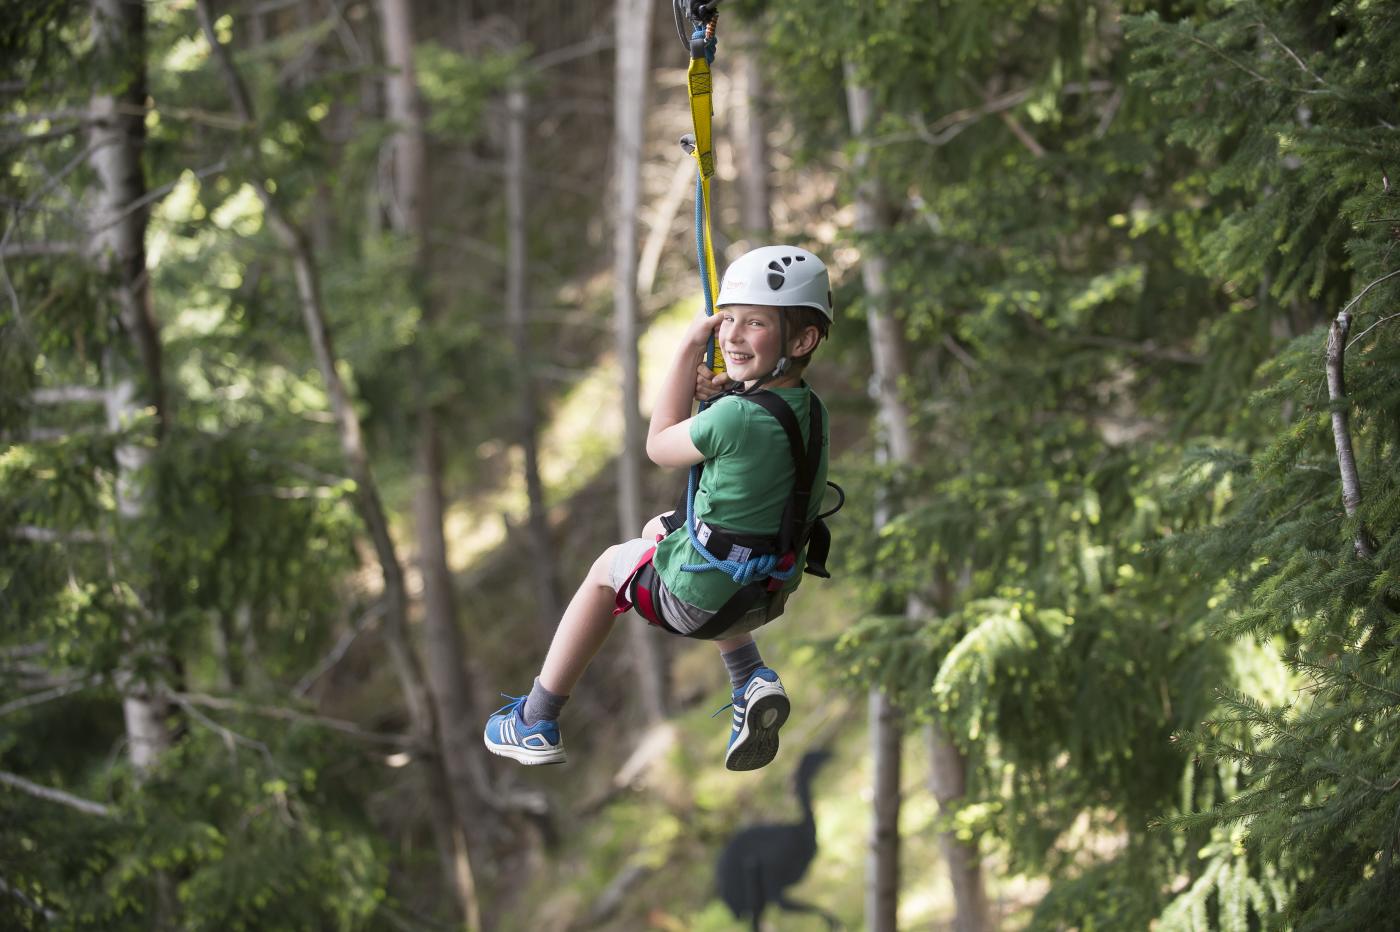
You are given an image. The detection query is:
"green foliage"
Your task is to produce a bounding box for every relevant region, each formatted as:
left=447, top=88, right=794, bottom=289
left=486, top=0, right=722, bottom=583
left=2, top=4, right=411, bottom=926
left=1, top=725, right=390, bottom=931
left=760, top=0, right=1398, bottom=923
left=1123, top=2, right=1400, bottom=926
left=415, top=42, right=525, bottom=142
left=7, top=0, right=1399, bottom=924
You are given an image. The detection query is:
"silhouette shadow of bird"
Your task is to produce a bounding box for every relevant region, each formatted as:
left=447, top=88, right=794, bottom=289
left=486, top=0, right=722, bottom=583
left=715, top=749, right=841, bottom=931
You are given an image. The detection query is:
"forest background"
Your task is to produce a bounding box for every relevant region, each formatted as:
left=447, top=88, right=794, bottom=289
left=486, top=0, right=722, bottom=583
left=3, top=0, right=1398, bottom=929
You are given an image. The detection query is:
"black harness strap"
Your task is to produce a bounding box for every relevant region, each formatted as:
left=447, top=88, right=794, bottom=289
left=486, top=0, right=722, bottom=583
left=741, top=390, right=820, bottom=557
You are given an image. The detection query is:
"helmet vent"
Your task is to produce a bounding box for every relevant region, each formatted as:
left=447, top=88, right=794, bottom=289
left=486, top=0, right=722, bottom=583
left=767, top=271, right=785, bottom=290
left=781, top=256, right=793, bottom=266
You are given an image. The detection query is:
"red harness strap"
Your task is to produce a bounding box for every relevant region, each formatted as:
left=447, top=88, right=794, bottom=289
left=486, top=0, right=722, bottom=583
left=766, top=551, right=797, bottom=591
left=613, top=543, right=666, bottom=627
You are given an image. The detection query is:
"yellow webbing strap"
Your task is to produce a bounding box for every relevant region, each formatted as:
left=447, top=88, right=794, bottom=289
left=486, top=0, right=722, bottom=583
left=687, top=50, right=724, bottom=377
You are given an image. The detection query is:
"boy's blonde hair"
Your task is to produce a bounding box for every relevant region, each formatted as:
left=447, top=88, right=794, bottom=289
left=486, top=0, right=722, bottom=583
left=784, top=306, right=830, bottom=372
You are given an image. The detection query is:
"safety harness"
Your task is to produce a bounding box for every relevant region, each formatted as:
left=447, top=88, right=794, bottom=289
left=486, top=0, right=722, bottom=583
left=622, top=387, right=839, bottom=640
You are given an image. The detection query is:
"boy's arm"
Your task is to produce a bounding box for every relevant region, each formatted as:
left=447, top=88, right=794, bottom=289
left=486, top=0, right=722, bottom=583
left=646, top=312, right=723, bottom=467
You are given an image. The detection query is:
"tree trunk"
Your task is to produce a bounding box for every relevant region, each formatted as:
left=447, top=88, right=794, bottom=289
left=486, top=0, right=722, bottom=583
left=90, top=3, right=175, bottom=923
left=734, top=30, right=771, bottom=239
left=866, top=687, right=902, bottom=932
left=614, top=0, right=667, bottom=722
left=845, top=61, right=989, bottom=932
left=90, top=0, right=172, bottom=780
left=928, top=724, right=992, bottom=932
left=505, top=81, right=563, bottom=638
left=377, top=0, right=485, bottom=924
left=1325, top=311, right=1376, bottom=559
left=194, top=4, right=475, bottom=925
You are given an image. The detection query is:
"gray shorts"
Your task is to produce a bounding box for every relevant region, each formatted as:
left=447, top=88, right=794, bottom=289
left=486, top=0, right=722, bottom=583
left=609, top=537, right=781, bottom=638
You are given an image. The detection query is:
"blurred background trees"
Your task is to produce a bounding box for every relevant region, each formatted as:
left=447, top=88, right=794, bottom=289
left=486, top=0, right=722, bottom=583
left=2, top=0, right=1396, bottom=929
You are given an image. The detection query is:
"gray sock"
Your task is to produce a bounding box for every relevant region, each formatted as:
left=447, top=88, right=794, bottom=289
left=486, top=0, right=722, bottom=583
left=721, top=641, right=764, bottom=689
left=522, top=677, right=568, bottom=726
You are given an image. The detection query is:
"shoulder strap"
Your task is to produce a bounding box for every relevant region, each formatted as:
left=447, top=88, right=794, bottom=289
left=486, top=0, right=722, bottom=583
left=737, top=389, right=824, bottom=554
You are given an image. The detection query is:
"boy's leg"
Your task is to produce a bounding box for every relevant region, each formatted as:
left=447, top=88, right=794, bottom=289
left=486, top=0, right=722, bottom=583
left=539, top=544, right=625, bottom=697
left=715, top=634, right=790, bottom=772
left=716, top=634, right=764, bottom=688
left=522, top=677, right=567, bottom=727
left=484, top=544, right=624, bottom=766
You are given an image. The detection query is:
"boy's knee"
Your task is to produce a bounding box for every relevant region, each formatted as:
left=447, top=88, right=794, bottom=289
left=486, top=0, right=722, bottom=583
left=591, top=545, right=619, bottom=587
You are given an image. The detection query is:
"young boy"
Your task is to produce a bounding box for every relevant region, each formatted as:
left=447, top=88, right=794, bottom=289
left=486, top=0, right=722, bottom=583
left=484, top=245, right=833, bottom=771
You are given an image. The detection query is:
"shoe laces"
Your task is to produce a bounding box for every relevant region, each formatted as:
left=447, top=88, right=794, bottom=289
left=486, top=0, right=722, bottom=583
left=491, top=694, right=526, bottom=716
left=710, top=701, right=734, bottom=719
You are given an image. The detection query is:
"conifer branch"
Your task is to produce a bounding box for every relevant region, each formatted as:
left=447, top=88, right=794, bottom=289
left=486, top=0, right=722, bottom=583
left=1182, top=31, right=1270, bottom=85
left=1252, top=22, right=1325, bottom=86
left=86, top=160, right=227, bottom=239
left=291, top=603, right=384, bottom=697
left=1346, top=311, right=1400, bottom=351
left=974, top=82, right=1047, bottom=158
left=1338, top=267, right=1400, bottom=319
left=0, top=771, right=112, bottom=817
left=171, top=693, right=275, bottom=762
left=0, top=677, right=98, bottom=717
left=1, top=242, right=81, bottom=258
left=30, top=385, right=106, bottom=404
left=1023, top=314, right=1203, bottom=364
left=10, top=526, right=104, bottom=544
left=173, top=691, right=418, bottom=748
left=1324, top=311, right=1376, bottom=558
left=0, top=875, right=59, bottom=922
left=0, top=643, right=48, bottom=659
left=1292, top=657, right=1400, bottom=702
left=1, top=107, right=91, bottom=126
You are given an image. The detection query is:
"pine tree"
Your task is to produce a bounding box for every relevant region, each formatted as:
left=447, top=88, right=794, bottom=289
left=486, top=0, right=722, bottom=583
left=1128, top=2, right=1400, bottom=926
left=1, top=4, right=394, bottom=925
left=749, top=0, right=1295, bottom=921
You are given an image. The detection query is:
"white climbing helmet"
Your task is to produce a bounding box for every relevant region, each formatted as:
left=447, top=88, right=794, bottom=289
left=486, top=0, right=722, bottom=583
left=716, top=245, right=833, bottom=322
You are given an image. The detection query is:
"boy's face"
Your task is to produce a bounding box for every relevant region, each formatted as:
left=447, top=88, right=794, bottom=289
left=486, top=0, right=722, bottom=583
left=717, top=304, right=787, bottom=383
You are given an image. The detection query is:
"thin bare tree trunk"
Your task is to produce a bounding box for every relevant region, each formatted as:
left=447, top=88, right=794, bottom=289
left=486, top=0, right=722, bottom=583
left=845, top=61, right=989, bottom=932
left=1325, top=311, right=1376, bottom=559
left=846, top=64, right=905, bottom=932
left=638, top=155, right=695, bottom=297
left=614, top=0, right=667, bottom=722
left=866, top=687, right=902, bottom=932
left=376, top=0, right=486, bottom=924
left=195, top=5, right=475, bottom=923
left=90, top=0, right=172, bottom=781
left=928, top=723, right=992, bottom=932
left=90, top=3, right=175, bottom=923
left=734, top=30, right=770, bottom=239
left=506, top=81, right=563, bottom=638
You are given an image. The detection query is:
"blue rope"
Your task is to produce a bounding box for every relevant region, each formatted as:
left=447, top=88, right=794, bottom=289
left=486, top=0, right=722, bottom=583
left=679, top=464, right=797, bottom=584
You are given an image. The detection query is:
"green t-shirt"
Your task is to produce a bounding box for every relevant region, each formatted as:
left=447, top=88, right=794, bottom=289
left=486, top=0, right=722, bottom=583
left=654, top=385, right=830, bottom=613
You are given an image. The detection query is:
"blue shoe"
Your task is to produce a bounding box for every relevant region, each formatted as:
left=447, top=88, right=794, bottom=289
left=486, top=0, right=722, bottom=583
left=723, top=668, right=790, bottom=771
left=484, top=696, right=566, bottom=765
